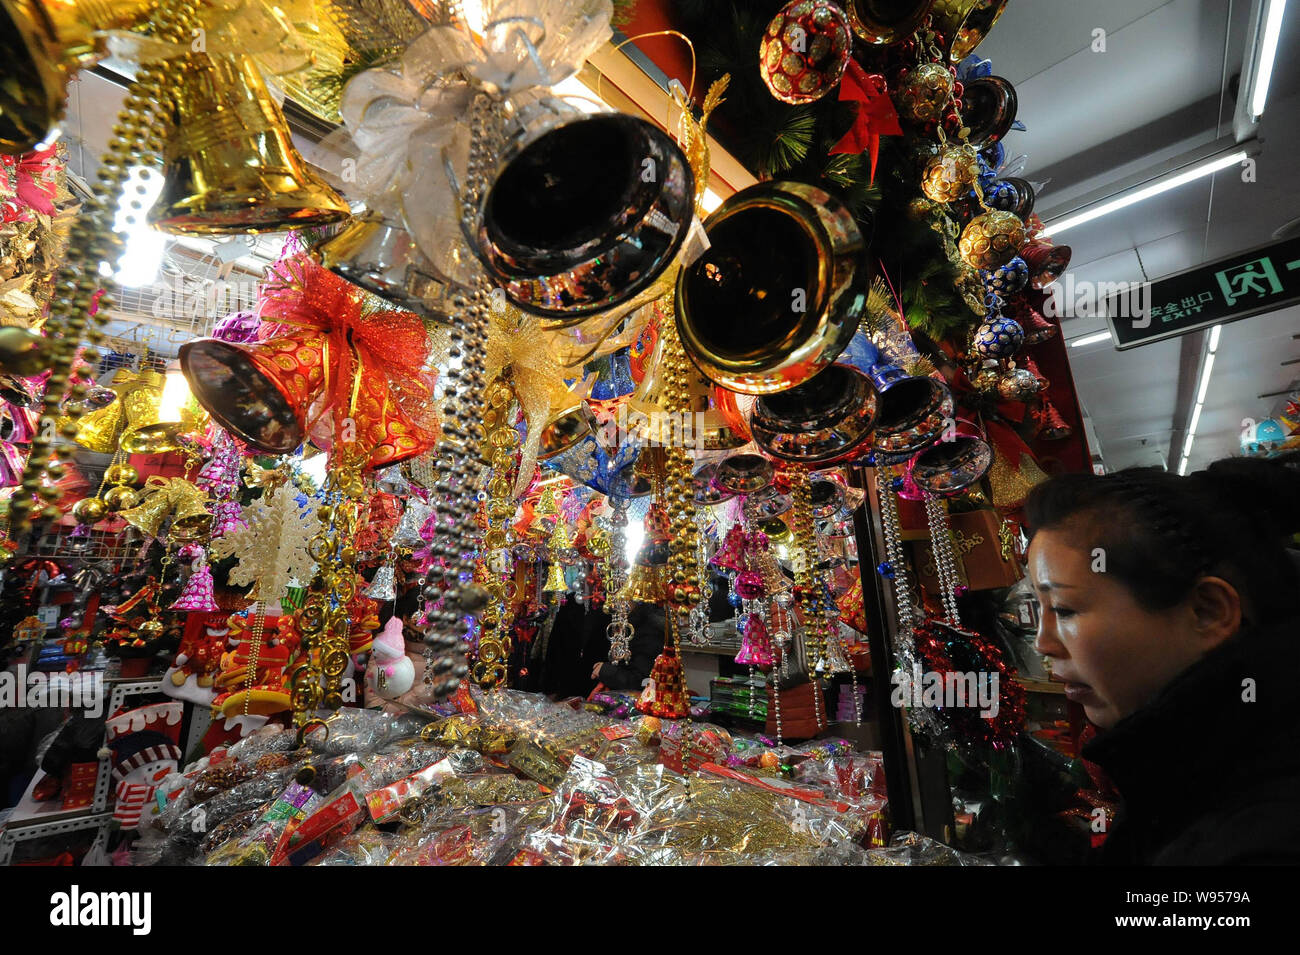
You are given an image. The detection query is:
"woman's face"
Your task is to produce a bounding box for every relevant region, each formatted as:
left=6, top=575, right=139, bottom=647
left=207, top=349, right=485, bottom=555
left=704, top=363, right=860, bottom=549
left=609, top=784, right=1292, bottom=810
left=1026, top=527, right=1209, bottom=729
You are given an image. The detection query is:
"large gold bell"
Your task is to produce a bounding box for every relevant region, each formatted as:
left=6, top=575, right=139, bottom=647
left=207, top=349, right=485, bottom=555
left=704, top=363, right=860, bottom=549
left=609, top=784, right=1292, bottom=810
left=117, top=369, right=192, bottom=454
left=169, top=485, right=213, bottom=541
left=0, top=0, right=153, bottom=153
left=148, top=51, right=350, bottom=234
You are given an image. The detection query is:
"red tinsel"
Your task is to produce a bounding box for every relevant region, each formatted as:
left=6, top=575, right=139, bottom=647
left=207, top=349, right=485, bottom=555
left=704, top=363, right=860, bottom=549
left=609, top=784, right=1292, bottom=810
left=912, top=618, right=1026, bottom=747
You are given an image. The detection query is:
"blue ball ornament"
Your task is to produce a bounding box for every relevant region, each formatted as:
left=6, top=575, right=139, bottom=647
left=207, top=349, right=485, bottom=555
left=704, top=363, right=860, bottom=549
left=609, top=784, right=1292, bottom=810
left=972, top=316, right=1025, bottom=359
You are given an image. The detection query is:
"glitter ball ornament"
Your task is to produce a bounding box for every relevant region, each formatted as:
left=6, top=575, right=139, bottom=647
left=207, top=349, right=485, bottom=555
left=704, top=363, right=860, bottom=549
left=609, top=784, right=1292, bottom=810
left=998, top=366, right=1042, bottom=401
left=894, top=62, right=954, bottom=125
left=959, top=210, right=1027, bottom=270
left=735, top=570, right=766, bottom=601
left=921, top=143, right=981, bottom=203
left=760, top=0, right=853, bottom=105
left=981, top=256, right=1028, bottom=296
left=972, top=316, right=1025, bottom=359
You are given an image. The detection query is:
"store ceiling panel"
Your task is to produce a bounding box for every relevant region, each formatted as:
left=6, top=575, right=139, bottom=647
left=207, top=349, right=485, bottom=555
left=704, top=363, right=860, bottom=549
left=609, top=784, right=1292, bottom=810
left=981, top=0, right=1300, bottom=471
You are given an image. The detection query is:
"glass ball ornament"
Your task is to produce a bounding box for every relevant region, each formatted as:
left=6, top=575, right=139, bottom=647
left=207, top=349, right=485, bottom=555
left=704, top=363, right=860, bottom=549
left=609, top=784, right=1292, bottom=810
left=998, top=366, right=1042, bottom=401
left=105, top=463, right=139, bottom=486
left=71, top=497, right=107, bottom=524
left=981, top=256, right=1028, bottom=296
left=959, top=210, right=1027, bottom=270
left=972, top=316, right=1025, bottom=359
left=971, top=362, right=1003, bottom=396
left=895, top=62, right=954, bottom=125
left=921, top=143, right=981, bottom=204
left=759, top=0, right=853, bottom=105
left=102, top=485, right=140, bottom=511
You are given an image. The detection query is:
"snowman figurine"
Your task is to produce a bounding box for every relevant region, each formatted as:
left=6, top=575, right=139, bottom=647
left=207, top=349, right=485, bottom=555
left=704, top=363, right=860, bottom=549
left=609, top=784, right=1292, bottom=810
left=365, top=617, right=415, bottom=701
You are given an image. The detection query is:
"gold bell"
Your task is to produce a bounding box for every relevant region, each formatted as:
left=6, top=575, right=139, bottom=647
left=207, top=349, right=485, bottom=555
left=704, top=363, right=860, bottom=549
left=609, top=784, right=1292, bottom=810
left=148, top=51, right=350, bottom=234
left=542, top=561, right=568, bottom=594
left=66, top=398, right=125, bottom=454
left=618, top=562, right=665, bottom=605
left=118, top=369, right=192, bottom=455
left=169, top=482, right=213, bottom=541
left=118, top=490, right=172, bottom=539
left=0, top=0, right=153, bottom=153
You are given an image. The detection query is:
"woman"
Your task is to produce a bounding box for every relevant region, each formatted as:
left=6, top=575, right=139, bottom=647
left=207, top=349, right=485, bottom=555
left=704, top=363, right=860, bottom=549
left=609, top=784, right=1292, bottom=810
left=1024, top=457, right=1300, bottom=864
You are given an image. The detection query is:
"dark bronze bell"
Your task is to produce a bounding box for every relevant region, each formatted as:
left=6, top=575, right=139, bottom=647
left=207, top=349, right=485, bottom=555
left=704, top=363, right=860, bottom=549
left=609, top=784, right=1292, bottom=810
left=750, top=364, right=878, bottom=464
left=962, top=75, right=1018, bottom=147
left=474, top=105, right=694, bottom=322
left=676, top=180, right=868, bottom=395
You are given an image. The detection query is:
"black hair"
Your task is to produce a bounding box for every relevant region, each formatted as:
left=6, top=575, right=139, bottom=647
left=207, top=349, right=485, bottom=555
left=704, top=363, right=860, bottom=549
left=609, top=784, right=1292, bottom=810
left=1024, top=456, right=1300, bottom=625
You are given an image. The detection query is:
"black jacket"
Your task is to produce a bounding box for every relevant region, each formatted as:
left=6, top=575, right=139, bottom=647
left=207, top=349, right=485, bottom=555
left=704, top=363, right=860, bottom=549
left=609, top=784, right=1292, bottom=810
left=1083, top=614, right=1300, bottom=865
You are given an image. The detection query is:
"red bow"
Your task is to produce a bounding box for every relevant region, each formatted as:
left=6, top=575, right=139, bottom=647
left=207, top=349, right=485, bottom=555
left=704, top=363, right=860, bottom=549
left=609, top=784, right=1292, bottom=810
left=256, top=255, right=439, bottom=469
left=829, top=62, right=903, bottom=184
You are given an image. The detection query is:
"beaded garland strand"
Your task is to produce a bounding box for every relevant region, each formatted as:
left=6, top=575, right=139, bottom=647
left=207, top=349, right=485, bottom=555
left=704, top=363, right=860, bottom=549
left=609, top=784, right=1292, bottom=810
left=6, top=3, right=202, bottom=539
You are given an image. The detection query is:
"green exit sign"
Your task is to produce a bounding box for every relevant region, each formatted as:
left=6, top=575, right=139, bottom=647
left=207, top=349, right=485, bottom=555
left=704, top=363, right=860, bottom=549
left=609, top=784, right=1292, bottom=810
left=1104, top=235, right=1300, bottom=349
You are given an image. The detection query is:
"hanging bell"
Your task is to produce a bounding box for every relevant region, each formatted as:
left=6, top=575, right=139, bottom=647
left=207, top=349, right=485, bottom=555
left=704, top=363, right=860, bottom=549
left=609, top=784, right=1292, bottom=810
left=960, top=75, right=1019, bottom=146
left=65, top=398, right=125, bottom=454
left=744, top=487, right=793, bottom=521
left=830, top=335, right=951, bottom=457
left=677, top=181, right=867, bottom=395
left=0, top=0, right=153, bottom=153
left=171, top=561, right=220, bottom=612
left=364, top=563, right=397, bottom=601
left=169, top=482, right=214, bottom=541
left=178, top=334, right=314, bottom=454
left=311, top=211, right=453, bottom=322
left=618, top=562, right=665, bottom=604
left=809, top=476, right=846, bottom=519
left=542, top=560, right=569, bottom=594
left=118, top=490, right=172, bottom=539
left=692, top=462, right=734, bottom=506
left=118, top=369, right=189, bottom=455
left=1020, top=240, right=1073, bottom=290
left=750, top=363, right=879, bottom=464
left=473, top=102, right=694, bottom=321
left=628, top=309, right=749, bottom=452
left=148, top=51, right=350, bottom=234
left=588, top=352, right=636, bottom=402
left=712, top=452, right=774, bottom=496
left=911, top=419, right=994, bottom=495
left=846, top=0, right=936, bottom=44
left=392, top=498, right=433, bottom=550
left=734, top=613, right=776, bottom=668
left=930, top=0, right=1010, bottom=62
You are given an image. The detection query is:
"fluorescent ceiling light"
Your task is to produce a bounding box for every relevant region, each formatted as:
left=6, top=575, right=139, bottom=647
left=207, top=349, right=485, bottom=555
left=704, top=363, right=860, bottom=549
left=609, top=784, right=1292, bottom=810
left=1041, top=150, right=1250, bottom=238
left=1195, top=351, right=1216, bottom=406
left=1177, top=455, right=1190, bottom=476
left=1187, top=401, right=1204, bottom=439
left=113, top=166, right=167, bottom=288
left=1069, top=331, right=1113, bottom=348
left=1207, top=324, right=1222, bottom=353
left=1252, top=0, right=1288, bottom=117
